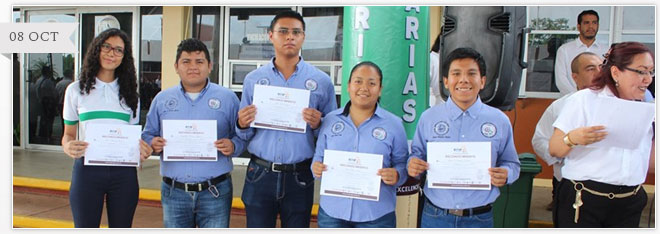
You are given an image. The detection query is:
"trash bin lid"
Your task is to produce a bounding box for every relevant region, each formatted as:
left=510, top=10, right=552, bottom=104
left=518, top=153, right=542, bottom=174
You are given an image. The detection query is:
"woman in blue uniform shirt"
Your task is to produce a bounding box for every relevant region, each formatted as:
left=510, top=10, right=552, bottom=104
left=311, top=61, right=409, bottom=228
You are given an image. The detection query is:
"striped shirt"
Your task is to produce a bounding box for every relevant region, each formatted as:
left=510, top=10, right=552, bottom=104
left=62, top=78, right=139, bottom=142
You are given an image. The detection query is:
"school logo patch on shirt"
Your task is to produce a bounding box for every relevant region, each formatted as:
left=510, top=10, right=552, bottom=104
left=305, top=79, right=318, bottom=91
left=331, top=121, right=345, bottom=134
left=258, top=78, right=270, bottom=85
left=481, top=122, right=497, bottom=138
left=208, top=98, right=221, bottom=109
left=433, top=121, right=449, bottom=136
left=372, top=127, right=387, bottom=141
left=165, top=98, right=178, bottom=110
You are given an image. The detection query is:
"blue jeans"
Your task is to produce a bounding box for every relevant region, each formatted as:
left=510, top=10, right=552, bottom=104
left=160, top=176, right=233, bottom=228
left=317, top=207, right=396, bottom=228
left=241, top=160, right=315, bottom=228
left=421, top=199, right=494, bottom=228
left=69, top=158, right=138, bottom=228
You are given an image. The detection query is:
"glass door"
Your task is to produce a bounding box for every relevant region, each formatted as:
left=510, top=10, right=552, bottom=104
left=24, top=10, right=76, bottom=149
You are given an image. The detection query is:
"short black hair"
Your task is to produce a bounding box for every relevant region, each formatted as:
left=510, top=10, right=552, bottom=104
left=269, top=10, right=305, bottom=32
left=442, top=47, right=487, bottom=78
left=175, top=38, right=211, bottom=63
left=41, top=65, right=53, bottom=77
left=577, top=10, right=599, bottom=24
left=348, top=61, right=383, bottom=85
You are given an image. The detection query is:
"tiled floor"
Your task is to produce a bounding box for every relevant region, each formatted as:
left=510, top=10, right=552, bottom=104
left=12, top=149, right=655, bottom=228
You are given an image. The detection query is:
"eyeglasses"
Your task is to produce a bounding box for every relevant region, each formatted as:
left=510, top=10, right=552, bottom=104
left=100, top=43, right=125, bottom=56
left=624, top=67, right=655, bottom=77
left=275, top=28, right=304, bottom=37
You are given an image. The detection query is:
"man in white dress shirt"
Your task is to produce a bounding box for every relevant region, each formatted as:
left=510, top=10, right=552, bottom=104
left=532, top=52, right=602, bottom=221
left=554, top=10, right=609, bottom=97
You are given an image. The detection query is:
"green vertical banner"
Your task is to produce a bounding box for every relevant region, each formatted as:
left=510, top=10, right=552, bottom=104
left=342, top=6, right=429, bottom=139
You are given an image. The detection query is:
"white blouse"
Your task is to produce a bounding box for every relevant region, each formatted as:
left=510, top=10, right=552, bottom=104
left=553, top=87, right=654, bottom=186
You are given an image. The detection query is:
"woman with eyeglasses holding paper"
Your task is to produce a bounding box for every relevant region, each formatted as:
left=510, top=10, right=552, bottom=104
left=311, top=61, right=409, bottom=228
left=61, top=28, right=152, bottom=228
left=549, top=42, right=654, bottom=228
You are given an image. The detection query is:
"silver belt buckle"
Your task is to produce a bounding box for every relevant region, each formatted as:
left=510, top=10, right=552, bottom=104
left=185, top=183, right=201, bottom=192
left=447, top=209, right=464, bottom=217
left=271, top=163, right=282, bottom=173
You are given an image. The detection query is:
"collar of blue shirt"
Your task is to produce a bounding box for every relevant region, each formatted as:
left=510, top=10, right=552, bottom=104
left=266, top=56, right=305, bottom=75
left=445, top=96, right=483, bottom=120
left=339, top=101, right=387, bottom=120
left=177, top=78, right=211, bottom=97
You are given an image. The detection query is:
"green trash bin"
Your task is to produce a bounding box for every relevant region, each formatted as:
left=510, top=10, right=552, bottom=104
left=492, top=153, right=542, bottom=228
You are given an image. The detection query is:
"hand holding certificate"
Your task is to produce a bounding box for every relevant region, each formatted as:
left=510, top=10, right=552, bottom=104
left=163, top=120, right=217, bottom=161
left=251, top=84, right=310, bottom=133
left=319, top=150, right=383, bottom=201
left=427, top=142, right=491, bottom=190
left=84, top=123, right=141, bottom=167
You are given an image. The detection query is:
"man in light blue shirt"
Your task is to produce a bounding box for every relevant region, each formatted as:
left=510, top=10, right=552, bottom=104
left=236, top=10, right=337, bottom=228
left=141, top=38, right=245, bottom=228
left=407, top=47, right=521, bottom=228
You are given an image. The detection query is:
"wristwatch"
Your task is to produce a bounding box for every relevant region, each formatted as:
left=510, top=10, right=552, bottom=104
left=563, top=133, right=577, bottom=148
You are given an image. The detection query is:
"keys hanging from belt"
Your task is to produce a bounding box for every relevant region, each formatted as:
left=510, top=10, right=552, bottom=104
left=573, top=182, right=584, bottom=223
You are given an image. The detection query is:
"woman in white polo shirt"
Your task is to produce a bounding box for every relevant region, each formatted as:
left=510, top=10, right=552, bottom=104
left=61, top=28, right=152, bottom=228
left=549, top=42, right=654, bottom=228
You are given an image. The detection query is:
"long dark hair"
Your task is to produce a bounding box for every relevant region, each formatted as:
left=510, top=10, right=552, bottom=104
left=79, top=28, right=138, bottom=117
left=591, top=42, right=654, bottom=98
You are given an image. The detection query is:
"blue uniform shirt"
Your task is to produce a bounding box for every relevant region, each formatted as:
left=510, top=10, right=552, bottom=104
left=141, top=79, right=245, bottom=183
left=237, top=57, right=337, bottom=163
left=409, top=97, right=520, bottom=209
left=313, top=103, right=409, bottom=222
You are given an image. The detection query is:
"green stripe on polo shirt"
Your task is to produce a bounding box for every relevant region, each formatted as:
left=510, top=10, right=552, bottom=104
left=79, top=111, right=131, bottom=122
left=63, top=120, right=79, bottom=125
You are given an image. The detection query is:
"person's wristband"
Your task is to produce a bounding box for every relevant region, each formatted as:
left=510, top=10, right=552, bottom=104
left=563, top=133, right=577, bottom=148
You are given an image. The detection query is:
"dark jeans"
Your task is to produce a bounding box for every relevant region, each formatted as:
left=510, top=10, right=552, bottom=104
left=161, top=177, right=232, bottom=228
left=420, top=199, right=494, bottom=228
left=555, top=179, right=647, bottom=228
left=69, top=158, right=139, bottom=228
left=241, top=159, right=315, bottom=228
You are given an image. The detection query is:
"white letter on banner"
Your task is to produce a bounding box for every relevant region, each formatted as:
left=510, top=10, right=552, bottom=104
left=405, top=6, right=421, bottom=13
left=405, top=16, right=419, bottom=40
left=402, top=72, right=418, bottom=95
left=409, top=44, right=415, bottom=67
left=402, top=99, right=417, bottom=123
left=355, top=7, right=370, bottom=30
left=357, top=34, right=364, bottom=57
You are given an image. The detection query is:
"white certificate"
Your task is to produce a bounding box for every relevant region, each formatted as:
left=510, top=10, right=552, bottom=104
left=84, top=123, right=141, bottom=167
left=585, top=96, right=655, bottom=150
left=251, top=84, right=310, bottom=133
left=319, top=150, right=383, bottom=201
left=163, top=120, right=217, bottom=161
left=427, top=142, right=491, bottom=190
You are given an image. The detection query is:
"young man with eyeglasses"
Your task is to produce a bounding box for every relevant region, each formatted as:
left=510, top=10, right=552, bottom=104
left=236, top=10, right=337, bottom=228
